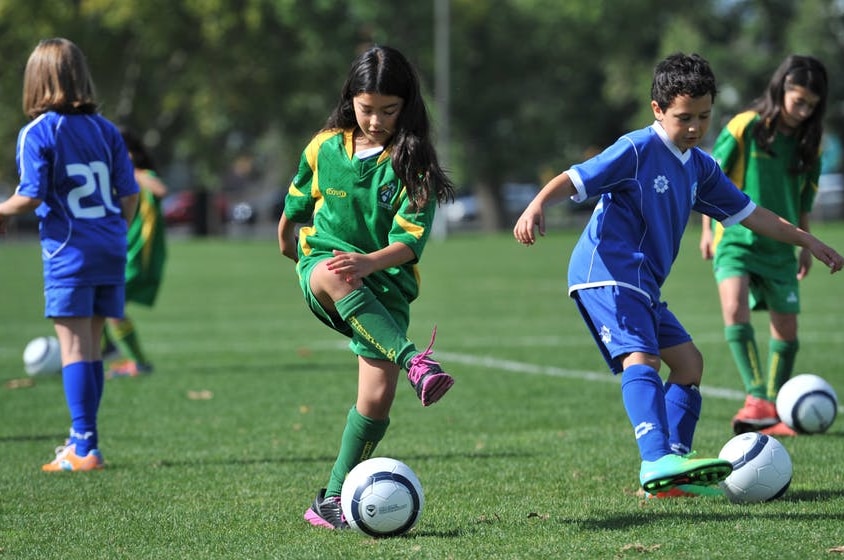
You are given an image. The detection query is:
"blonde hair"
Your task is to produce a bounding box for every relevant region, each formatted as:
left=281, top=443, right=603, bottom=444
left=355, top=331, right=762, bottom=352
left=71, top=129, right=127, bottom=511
left=22, top=38, right=98, bottom=118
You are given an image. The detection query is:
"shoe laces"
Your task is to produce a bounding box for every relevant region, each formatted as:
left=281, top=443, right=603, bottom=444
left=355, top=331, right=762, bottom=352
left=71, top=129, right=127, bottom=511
left=322, top=495, right=346, bottom=525
left=408, top=327, right=438, bottom=374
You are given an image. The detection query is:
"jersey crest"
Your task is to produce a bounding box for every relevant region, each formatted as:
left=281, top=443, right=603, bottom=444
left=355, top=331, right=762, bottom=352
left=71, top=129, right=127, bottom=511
left=653, top=175, right=670, bottom=194
left=378, top=181, right=398, bottom=209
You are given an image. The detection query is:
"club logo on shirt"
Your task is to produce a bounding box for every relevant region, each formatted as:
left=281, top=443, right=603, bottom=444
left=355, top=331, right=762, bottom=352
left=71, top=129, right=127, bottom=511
left=653, top=175, right=669, bottom=194
left=325, top=188, right=347, bottom=198
left=378, top=182, right=398, bottom=209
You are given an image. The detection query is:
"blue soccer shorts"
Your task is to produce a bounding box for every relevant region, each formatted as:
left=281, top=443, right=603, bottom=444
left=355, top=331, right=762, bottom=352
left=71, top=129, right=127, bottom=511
left=571, top=285, right=691, bottom=374
left=44, top=284, right=125, bottom=319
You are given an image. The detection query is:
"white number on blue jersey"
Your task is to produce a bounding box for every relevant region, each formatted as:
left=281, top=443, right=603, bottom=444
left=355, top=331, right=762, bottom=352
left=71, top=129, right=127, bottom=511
left=66, top=161, right=120, bottom=218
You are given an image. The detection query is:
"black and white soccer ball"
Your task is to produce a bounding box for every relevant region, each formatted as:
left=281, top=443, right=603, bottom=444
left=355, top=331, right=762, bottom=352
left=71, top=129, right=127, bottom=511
left=718, top=432, right=792, bottom=503
left=341, top=457, right=424, bottom=537
left=776, top=373, right=838, bottom=434
left=22, top=336, right=62, bottom=376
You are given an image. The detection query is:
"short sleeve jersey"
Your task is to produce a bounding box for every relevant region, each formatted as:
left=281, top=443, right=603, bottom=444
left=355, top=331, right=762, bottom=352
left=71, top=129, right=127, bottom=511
left=710, top=111, right=819, bottom=274
left=567, top=122, right=755, bottom=302
left=284, top=129, right=436, bottom=303
left=16, top=112, right=139, bottom=287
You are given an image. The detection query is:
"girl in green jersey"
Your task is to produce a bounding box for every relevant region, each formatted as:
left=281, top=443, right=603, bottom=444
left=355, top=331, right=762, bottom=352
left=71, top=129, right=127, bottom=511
left=105, top=129, right=168, bottom=378
left=278, top=45, right=456, bottom=529
left=700, top=55, right=828, bottom=437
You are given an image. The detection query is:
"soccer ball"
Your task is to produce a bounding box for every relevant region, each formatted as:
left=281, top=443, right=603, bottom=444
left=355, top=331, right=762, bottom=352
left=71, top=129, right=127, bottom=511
left=22, top=336, right=62, bottom=376
left=341, top=457, right=424, bottom=537
left=718, top=432, right=792, bottom=503
left=776, top=374, right=838, bottom=434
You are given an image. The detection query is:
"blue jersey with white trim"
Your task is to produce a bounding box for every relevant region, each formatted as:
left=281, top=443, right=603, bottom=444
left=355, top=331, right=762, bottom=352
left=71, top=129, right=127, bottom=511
left=567, top=122, right=755, bottom=302
left=16, top=112, right=139, bottom=286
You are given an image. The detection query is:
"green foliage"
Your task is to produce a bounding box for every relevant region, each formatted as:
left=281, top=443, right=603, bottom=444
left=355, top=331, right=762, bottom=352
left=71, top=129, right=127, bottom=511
left=0, top=0, right=843, bottom=218
left=2, top=226, right=844, bottom=558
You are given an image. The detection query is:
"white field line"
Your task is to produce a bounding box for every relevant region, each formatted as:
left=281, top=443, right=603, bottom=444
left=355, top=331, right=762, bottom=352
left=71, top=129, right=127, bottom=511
left=286, top=341, right=844, bottom=413
left=436, top=351, right=746, bottom=401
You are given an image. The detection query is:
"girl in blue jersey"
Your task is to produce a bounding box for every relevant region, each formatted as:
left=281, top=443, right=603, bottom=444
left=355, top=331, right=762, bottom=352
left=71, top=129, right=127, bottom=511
left=278, top=45, right=455, bottom=529
left=513, top=53, right=843, bottom=498
left=0, top=38, right=139, bottom=471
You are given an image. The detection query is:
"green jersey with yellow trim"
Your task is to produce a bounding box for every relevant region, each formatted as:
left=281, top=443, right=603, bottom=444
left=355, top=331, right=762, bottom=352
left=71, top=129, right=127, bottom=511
left=711, top=111, right=819, bottom=276
left=284, top=128, right=435, bottom=303
left=125, top=172, right=167, bottom=306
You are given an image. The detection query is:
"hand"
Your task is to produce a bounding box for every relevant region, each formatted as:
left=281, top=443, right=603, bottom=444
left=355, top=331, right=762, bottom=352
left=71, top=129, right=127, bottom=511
left=796, top=247, right=812, bottom=280
left=808, top=239, right=844, bottom=274
left=327, top=250, right=373, bottom=283
left=513, top=203, right=545, bottom=246
left=699, top=228, right=713, bottom=260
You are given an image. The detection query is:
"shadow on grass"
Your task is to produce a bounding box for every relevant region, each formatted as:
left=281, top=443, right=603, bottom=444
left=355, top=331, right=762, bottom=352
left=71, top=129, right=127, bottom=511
left=786, top=488, right=844, bottom=501
left=143, top=450, right=532, bottom=470
left=0, top=433, right=66, bottom=443
left=570, top=506, right=844, bottom=530
left=164, top=358, right=358, bottom=377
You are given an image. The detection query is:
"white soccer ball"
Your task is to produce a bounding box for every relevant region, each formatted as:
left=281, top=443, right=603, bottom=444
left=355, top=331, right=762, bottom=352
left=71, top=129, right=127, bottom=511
left=341, top=457, right=424, bottom=537
left=22, top=336, right=62, bottom=376
left=718, top=432, right=792, bottom=503
left=776, top=374, right=838, bottom=434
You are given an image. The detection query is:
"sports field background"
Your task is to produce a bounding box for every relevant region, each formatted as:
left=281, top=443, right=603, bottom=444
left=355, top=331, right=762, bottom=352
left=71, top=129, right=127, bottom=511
left=1, top=222, right=843, bottom=559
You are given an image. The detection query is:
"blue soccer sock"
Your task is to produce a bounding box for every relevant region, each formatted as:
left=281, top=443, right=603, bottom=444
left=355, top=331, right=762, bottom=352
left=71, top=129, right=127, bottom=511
left=621, top=364, right=672, bottom=461
left=62, top=361, right=98, bottom=455
left=92, top=360, right=104, bottom=409
left=664, top=382, right=702, bottom=456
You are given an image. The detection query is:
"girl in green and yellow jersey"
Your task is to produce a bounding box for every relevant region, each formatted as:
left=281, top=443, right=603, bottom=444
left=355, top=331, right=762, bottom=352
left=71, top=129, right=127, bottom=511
left=700, top=55, right=828, bottom=437
left=278, top=45, right=456, bottom=529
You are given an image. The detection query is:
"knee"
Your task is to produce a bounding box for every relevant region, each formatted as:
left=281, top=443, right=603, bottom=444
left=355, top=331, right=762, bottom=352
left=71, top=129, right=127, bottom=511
left=668, top=348, right=704, bottom=386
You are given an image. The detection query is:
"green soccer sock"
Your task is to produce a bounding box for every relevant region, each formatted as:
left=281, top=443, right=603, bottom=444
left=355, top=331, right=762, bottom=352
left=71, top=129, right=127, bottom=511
left=106, top=317, right=150, bottom=365
left=725, top=323, right=765, bottom=399
left=335, top=286, right=417, bottom=368
left=767, top=338, right=799, bottom=400
left=326, top=407, right=390, bottom=497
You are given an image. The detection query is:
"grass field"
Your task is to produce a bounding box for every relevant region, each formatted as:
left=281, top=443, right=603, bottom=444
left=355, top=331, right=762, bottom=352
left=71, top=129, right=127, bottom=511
left=1, top=222, right=843, bottom=559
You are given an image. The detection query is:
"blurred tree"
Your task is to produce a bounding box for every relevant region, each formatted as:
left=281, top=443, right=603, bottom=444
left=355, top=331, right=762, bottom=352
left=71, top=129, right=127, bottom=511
left=0, top=0, right=841, bottom=231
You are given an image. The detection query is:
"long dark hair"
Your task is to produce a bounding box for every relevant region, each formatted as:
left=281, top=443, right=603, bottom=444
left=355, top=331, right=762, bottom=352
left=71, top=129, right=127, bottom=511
left=120, top=127, right=156, bottom=171
left=750, top=55, right=827, bottom=174
left=324, top=45, right=454, bottom=208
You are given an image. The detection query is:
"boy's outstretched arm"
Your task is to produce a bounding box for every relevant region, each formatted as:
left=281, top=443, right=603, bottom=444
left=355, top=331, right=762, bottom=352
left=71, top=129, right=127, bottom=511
left=513, top=172, right=577, bottom=246
left=741, top=206, right=844, bottom=273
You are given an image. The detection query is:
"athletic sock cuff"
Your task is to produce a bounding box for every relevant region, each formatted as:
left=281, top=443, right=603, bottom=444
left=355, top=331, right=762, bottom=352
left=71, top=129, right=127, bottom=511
left=335, top=287, right=375, bottom=321
left=724, top=323, right=754, bottom=342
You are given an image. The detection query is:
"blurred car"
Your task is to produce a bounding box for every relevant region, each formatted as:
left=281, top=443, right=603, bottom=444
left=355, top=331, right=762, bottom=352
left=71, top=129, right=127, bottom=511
left=501, top=182, right=539, bottom=216
left=812, top=173, right=843, bottom=220
left=162, top=190, right=230, bottom=227
left=443, top=194, right=478, bottom=223
left=444, top=183, right=539, bottom=225
left=228, top=189, right=286, bottom=226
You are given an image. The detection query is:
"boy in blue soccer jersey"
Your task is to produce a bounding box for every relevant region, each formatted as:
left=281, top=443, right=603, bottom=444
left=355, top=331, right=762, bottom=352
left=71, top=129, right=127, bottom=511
left=513, top=53, right=843, bottom=498
left=0, top=38, right=139, bottom=471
